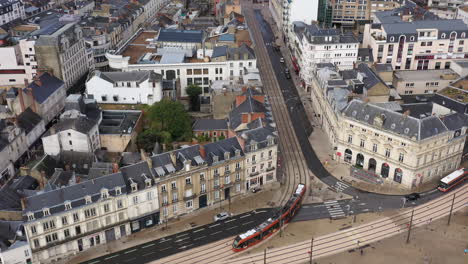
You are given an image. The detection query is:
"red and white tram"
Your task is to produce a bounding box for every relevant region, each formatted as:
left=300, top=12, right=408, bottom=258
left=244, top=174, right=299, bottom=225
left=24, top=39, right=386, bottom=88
left=232, top=183, right=306, bottom=252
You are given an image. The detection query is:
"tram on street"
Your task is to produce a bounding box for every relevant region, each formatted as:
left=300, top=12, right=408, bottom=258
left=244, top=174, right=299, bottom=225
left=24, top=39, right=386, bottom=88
left=438, top=168, right=467, bottom=192
left=232, top=183, right=306, bottom=252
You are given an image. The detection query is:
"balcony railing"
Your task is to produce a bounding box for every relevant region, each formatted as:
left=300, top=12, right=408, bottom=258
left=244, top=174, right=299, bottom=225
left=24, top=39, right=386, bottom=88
left=266, top=167, right=276, bottom=172
left=172, top=198, right=178, bottom=203
left=250, top=171, right=260, bottom=177
left=224, top=169, right=231, bottom=175
left=183, top=194, right=197, bottom=201
left=235, top=167, right=241, bottom=171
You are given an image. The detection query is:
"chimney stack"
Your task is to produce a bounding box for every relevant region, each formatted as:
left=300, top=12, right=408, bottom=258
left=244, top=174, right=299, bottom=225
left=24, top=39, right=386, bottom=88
left=112, top=163, right=119, bottom=173
left=199, top=145, right=206, bottom=158
left=20, top=198, right=27, bottom=210
left=40, top=170, right=46, bottom=189
left=26, top=88, right=37, bottom=113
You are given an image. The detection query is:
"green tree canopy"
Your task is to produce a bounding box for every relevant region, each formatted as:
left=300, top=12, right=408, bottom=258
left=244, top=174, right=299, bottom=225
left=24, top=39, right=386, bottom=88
left=186, top=84, right=202, bottom=111
left=146, top=99, right=192, bottom=141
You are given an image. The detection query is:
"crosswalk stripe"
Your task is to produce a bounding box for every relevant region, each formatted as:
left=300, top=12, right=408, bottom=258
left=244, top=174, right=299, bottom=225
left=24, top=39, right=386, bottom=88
left=324, top=200, right=338, bottom=204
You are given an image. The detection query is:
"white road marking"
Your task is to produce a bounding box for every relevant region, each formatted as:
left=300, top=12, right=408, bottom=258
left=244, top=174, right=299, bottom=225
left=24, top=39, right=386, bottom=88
left=225, top=219, right=236, bottom=223
left=242, top=221, right=254, bottom=226
left=105, top=255, right=119, bottom=260
left=124, top=249, right=137, bottom=254
left=359, top=203, right=366, bottom=206
left=142, top=252, right=156, bottom=257
left=193, top=228, right=205, bottom=233
left=324, top=200, right=338, bottom=204
left=362, top=209, right=370, bottom=212
left=303, top=205, right=310, bottom=208
left=178, top=244, right=194, bottom=250
left=159, top=238, right=172, bottom=243
left=254, top=210, right=267, bottom=213
left=240, top=214, right=251, bottom=218
left=175, top=237, right=189, bottom=243
left=226, top=226, right=238, bottom=230
left=124, top=258, right=136, bottom=262
left=211, top=231, right=222, bottom=235
left=194, top=236, right=206, bottom=241
left=87, top=261, right=100, bottom=264
left=209, top=223, right=221, bottom=228
left=176, top=233, right=189, bottom=238
left=160, top=246, right=172, bottom=251
left=141, top=243, right=155, bottom=249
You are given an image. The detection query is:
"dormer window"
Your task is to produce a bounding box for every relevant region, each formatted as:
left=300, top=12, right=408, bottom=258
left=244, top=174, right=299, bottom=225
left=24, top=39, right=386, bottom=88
left=115, top=187, right=122, bottom=195
left=250, top=143, right=257, bottom=151
left=101, top=189, right=109, bottom=199
left=65, top=201, right=72, bottom=210
left=27, top=213, right=34, bottom=221
left=43, top=208, right=50, bottom=216
left=145, top=179, right=152, bottom=188
left=235, top=149, right=240, bottom=157
left=268, top=138, right=274, bottom=146
left=85, top=195, right=92, bottom=204
left=213, top=155, right=219, bottom=163
left=224, top=152, right=230, bottom=160
left=131, top=183, right=138, bottom=192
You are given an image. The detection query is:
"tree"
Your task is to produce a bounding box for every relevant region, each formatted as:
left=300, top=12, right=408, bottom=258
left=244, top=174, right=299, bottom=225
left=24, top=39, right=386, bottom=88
left=136, top=130, right=159, bottom=152
left=186, top=84, right=202, bottom=111
left=146, top=99, right=192, bottom=141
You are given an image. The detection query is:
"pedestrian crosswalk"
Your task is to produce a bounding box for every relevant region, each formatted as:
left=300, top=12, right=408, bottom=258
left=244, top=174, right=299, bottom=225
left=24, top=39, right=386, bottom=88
left=324, top=200, right=346, bottom=219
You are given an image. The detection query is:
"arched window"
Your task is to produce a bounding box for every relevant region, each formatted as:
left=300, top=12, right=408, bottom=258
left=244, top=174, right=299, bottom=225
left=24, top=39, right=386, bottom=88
left=441, top=33, right=446, bottom=39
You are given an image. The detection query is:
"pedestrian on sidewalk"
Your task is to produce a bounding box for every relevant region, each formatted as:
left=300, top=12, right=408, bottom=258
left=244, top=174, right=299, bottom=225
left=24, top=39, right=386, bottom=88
left=360, top=249, right=364, bottom=256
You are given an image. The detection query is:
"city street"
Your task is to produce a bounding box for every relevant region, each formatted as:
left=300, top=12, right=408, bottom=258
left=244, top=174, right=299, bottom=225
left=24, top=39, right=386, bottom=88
left=80, top=209, right=274, bottom=264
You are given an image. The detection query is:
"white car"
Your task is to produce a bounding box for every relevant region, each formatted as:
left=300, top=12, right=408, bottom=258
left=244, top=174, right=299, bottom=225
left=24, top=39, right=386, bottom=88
left=280, top=57, right=285, bottom=63
left=214, top=212, right=231, bottom=222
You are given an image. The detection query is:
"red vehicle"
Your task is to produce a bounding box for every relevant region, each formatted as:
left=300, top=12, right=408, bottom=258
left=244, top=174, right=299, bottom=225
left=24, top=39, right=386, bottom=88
left=232, top=184, right=306, bottom=252
left=438, top=168, right=467, bottom=192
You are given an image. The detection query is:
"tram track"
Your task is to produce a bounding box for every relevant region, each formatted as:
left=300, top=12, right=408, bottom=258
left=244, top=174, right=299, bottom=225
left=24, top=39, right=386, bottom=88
left=241, top=1, right=310, bottom=208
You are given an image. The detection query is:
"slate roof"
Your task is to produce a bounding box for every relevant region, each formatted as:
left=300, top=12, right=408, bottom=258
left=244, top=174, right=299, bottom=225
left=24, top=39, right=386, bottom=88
left=227, top=44, right=256, bottom=60
left=53, top=116, right=97, bottom=134
left=241, top=125, right=277, bottom=152
left=203, top=137, right=244, bottom=166
left=157, top=29, right=204, bottom=43
left=399, top=103, right=433, bottom=119
left=229, top=94, right=267, bottom=130
left=357, top=48, right=374, bottom=62
left=192, top=119, right=228, bottom=131
left=10, top=176, right=38, bottom=191
left=23, top=172, right=127, bottom=221
left=212, top=45, right=228, bottom=58
left=120, top=161, right=154, bottom=190
left=374, top=63, right=393, bottom=72
left=26, top=73, right=64, bottom=104
left=441, top=113, right=468, bottom=131
left=120, top=152, right=142, bottom=166
left=97, top=71, right=162, bottom=84
left=150, top=145, right=204, bottom=177
left=16, top=107, right=43, bottom=134
left=357, top=63, right=387, bottom=90
left=0, top=186, right=22, bottom=210
left=343, top=100, right=448, bottom=140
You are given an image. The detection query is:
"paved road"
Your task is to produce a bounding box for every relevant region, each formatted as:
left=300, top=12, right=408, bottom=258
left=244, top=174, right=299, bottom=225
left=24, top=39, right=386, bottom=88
left=250, top=9, right=446, bottom=207
left=81, top=209, right=274, bottom=264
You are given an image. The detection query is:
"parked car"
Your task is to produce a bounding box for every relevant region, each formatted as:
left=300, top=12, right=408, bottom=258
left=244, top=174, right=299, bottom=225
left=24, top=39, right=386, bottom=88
left=214, top=212, right=231, bottom=222
left=405, top=193, right=420, bottom=201
left=251, top=187, right=261, bottom=193
left=280, top=57, right=285, bottom=63
left=284, top=71, right=291, bottom=79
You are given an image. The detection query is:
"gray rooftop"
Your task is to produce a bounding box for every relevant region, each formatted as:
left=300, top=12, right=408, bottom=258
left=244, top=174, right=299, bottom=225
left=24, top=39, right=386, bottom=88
left=157, top=29, right=204, bottom=43
left=96, top=71, right=162, bottom=84
left=192, top=119, right=228, bottom=131
left=343, top=100, right=448, bottom=140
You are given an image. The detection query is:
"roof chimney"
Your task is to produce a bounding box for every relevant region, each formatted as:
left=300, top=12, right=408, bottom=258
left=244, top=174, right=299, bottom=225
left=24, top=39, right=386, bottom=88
left=20, top=198, right=27, bottom=210
left=39, top=170, right=46, bottom=189
left=199, top=145, right=206, bottom=158
left=112, top=163, right=119, bottom=173
left=169, top=151, right=177, bottom=165
left=33, top=75, right=42, bottom=87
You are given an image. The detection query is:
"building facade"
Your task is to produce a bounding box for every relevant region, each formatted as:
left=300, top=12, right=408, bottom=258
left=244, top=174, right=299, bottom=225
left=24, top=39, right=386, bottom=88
left=364, top=13, right=468, bottom=70
left=0, top=0, right=25, bottom=26
left=22, top=173, right=132, bottom=263
left=86, top=71, right=163, bottom=105
left=392, top=69, right=460, bottom=95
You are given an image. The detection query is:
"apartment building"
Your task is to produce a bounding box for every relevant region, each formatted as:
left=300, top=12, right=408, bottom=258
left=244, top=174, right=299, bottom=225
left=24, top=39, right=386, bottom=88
left=331, top=0, right=400, bottom=26
left=309, top=62, right=467, bottom=189
left=429, top=0, right=465, bottom=19
left=30, top=22, right=92, bottom=89
left=339, top=100, right=465, bottom=188
left=0, top=0, right=25, bottom=26
left=150, top=138, right=245, bottom=220
left=0, top=120, right=28, bottom=185
left=86, top=71, right=164, bottom=105
left=22, top=173, right=132, bottom=263
left=393, top=69, right=460, bottom=95
left=106, top=30, right=257, bottom=97
left=457, top=4, right=468, bottom=24
left=269, top=0, right=283, bottom=30
left=363, top=10, right=468, bottom=70
left=292, top=23, right=359, bottom=92
left=281, top=0, right=319, bottom=40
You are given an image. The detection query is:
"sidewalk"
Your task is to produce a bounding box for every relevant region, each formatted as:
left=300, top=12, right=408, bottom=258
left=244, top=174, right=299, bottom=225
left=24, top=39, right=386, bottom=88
left=62, top=183, right=281, bottom=264
left=257, top=5, right=436, bottom=196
